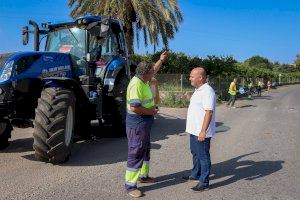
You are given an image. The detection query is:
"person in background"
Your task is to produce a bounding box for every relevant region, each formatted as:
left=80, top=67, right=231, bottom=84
left=247, top=80, right=254, bottom=99
left=267, top=80, right=272, bottom=94
left=257, top=80, right=264, bottom=97
left=150, top=77, right=160, bottom=107
left=226, top=78, right=237, bottom=108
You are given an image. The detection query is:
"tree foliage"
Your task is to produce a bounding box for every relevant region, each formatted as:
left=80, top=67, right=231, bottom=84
left=244, top=55, right=273, bottom=70
left=132, top=51, right=300, bottom=80
left=68, top=0, right=183, bottom=54
left=294, top=54, right=300, bottom=70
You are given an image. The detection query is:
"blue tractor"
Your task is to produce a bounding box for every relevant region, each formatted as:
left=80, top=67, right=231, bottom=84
left=0, top=16, right=136, bottom=163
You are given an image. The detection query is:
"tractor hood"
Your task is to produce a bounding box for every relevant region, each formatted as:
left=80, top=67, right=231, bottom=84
left=0, top=52, right=17, bottom=69
left=0, top=51, right=73, bottom=85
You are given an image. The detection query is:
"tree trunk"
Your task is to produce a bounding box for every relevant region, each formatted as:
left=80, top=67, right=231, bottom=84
left=125, top=22, right=134, bottom=55
left=123, top=3, right=135, bottom=55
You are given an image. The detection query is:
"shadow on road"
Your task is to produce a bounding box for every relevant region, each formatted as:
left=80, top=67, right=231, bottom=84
left=209, top=152, right=284, bottom=189
left=140, top=152, right=284, bottom=192
left=0, top=138, right=33, bottom=153
left=237, top=105, right=257, bottom=108
left=253, top=95, right=273, bottom=100
left=21, top=113, right=186, bottom=166
left=216, top=122, right=230, bottom=133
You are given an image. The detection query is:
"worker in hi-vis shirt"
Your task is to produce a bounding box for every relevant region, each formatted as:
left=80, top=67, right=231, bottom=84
left=124, top=51, right=168, bottom=198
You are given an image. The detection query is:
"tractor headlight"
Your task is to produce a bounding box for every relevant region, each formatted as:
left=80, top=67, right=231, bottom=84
left=0, top=60, right=14, bottom=82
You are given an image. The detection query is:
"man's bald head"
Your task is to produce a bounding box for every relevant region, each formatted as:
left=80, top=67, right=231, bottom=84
left=189, top=67, right=207, bottom=88
left=192, top=67, right=206, bottom=78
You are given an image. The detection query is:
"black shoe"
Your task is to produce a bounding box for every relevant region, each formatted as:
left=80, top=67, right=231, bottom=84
left=182, top=176, right=199, bottom=182
left=191, top=183, right=209, bottom=192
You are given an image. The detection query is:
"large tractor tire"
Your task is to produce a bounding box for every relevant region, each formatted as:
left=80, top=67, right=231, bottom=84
left=33, top=88, right=75, bottom=164
left=0, top=119, right=12, bottom=150
left=111, top=74, right=129, bottom=137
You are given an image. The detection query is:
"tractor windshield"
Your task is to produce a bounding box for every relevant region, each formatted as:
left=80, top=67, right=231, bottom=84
left=46, top=25, right=122, bottom=65
left=46, top=27, right=86, bottom=60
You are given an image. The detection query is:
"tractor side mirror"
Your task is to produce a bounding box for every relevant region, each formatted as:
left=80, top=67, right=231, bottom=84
left=22, top=26, right=29, bottom=45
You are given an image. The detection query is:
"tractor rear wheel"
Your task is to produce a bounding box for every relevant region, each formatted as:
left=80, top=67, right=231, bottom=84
left=33, top=88, right=75, bottom=164
left=111, top=74, right=129, bottom=137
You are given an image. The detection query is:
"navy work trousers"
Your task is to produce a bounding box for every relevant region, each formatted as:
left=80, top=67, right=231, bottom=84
left=125, top=122, right=152, bottom=191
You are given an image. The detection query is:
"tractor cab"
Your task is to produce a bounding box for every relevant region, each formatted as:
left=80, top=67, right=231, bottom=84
left=23, top=16, right=129, bottom=79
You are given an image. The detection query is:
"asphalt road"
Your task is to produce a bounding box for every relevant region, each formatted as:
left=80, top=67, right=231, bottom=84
left=0, top=85, right=299, bottom=200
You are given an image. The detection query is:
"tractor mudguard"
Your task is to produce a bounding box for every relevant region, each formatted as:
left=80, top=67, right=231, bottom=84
left=43, top=77, right=91, bottom=105
left=103, top=57, right=129, bottom=92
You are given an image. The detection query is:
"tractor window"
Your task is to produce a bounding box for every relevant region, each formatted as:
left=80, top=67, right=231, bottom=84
left=89, top=34, right=119, bottom=63
left=89, top=36, right=108, bottom=55
left=15, top=55, right=41, bottom=75
left=111, top=34, right=119, bottom=56
left=46, top=27, right=86, bottom=61
left=117, top=32, right=126, bottom=56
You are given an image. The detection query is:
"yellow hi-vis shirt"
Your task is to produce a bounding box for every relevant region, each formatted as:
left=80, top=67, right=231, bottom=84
left=258, top=81, right=263, bottom=87
left=228, top=82, right=237, bottom=95
left=126, top=76, right=154, bottom=127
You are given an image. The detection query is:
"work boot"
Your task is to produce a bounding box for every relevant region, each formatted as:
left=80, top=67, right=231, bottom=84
left=138, top=176, right=156, bottom=183
left=127, top=189, right=143, bottom=198
left=191, top=183, right=209, bottom=192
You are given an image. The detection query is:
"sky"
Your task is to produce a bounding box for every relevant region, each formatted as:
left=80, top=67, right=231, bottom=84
left=0, top=0, right=299, bottom=63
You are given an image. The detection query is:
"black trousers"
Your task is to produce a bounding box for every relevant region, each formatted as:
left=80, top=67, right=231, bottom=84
left=227, top=94, right=236, bottom=106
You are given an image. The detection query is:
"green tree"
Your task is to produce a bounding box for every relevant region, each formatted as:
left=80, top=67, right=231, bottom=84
left=281, top=64, right=298, bottom=72
left=201, top=56, right=237, bottom=76
left=294, top=54, right=300, bottom=71
left=245, top=55, right=273, bottom=70
left=69, top=0, right=183, bottom=54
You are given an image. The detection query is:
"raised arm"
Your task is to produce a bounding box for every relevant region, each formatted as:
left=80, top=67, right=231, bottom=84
left=153, top=51, right=168, bottom=74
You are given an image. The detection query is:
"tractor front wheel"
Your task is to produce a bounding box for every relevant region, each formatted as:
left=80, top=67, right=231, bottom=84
left=33, top=88, right=75, bottom=164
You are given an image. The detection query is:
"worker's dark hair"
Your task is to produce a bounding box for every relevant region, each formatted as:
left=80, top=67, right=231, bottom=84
left=135, top=61, right=155, bottom=76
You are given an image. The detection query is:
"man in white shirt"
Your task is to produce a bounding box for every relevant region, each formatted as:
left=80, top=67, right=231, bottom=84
left=183, top=67, right=216, bottom=192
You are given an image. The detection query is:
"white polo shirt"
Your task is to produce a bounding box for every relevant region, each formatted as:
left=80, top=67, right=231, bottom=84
left=186, top=83, right=216, bottom=137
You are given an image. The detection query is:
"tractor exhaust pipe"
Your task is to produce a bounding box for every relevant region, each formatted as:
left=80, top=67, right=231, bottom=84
left=29, top=20, right=40, bottom=51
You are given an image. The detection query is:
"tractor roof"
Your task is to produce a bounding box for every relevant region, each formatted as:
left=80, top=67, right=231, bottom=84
left=48, top=15, right=123, bottom=30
